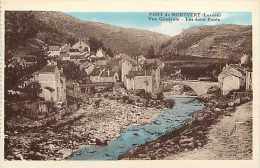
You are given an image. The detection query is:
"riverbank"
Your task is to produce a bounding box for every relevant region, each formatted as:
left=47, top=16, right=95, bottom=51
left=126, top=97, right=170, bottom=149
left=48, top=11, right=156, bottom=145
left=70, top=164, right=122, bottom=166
left=119, top=94, right=252, bottom=160
left=5, top=94, right=165, bottom=160
left=165, top=101, right=252, bottom=159
left=68, top=97, right=203, bottom=160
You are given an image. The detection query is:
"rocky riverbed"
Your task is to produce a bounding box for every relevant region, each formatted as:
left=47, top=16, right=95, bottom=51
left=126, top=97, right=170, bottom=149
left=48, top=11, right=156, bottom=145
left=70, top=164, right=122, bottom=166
left=4, top=92, right=166, bottom=160
left=119, top=93, right=252, bottom=160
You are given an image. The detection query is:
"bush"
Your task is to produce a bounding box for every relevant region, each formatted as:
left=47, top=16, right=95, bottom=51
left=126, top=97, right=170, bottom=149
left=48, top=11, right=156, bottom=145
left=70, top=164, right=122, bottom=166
left=164, top=99, right=175, bottom=108
left=134, top=89, right=146, bottom=97
left=207, top=86, right=221, bottom=95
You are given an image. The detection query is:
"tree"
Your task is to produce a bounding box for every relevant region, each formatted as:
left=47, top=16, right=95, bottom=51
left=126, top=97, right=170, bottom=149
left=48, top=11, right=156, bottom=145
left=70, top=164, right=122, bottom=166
left=145, top=45, right=155, bottom=59
left=105, top=47, right=114, bottom=57
left=46, top=100, right=55, bottom=113
left=67, top=36, right=77, bottom=45
left=63, top=62, right=87, bottom=81
left=5, top=11, right=40, bottom=61
left=88, top=36, right=104, bottom=53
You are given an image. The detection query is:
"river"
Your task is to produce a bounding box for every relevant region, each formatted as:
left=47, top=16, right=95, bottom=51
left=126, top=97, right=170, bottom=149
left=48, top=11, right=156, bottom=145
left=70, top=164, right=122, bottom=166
left=68, top=96, right=204, bottom=160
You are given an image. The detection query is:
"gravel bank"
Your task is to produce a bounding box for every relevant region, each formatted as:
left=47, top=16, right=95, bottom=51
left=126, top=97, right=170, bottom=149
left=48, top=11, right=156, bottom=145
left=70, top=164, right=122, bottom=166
left=5, top=96, right=164, bottom=160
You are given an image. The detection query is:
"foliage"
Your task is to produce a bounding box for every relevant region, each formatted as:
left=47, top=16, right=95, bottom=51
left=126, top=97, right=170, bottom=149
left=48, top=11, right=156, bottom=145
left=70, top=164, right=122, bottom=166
left=88, top=36, right=114, bottom=57
left=105, top=47, right=114, bottom=57
left=5, top=11, right=40, bottom=53
left=207, top=86, right=221, bottom=95
left=5, top=48, right=48, bottom=91
left=156, top=92, right=164, bottom=100
left=46, top=100, right=55, bottom=113
left=88, top=36, right=104, bottom=53
left=145, top=45, right=156, bottom=59
left=62, top=61, right=87, bottom=81
left=66, top=36, right=78, bottom=45
left=23, top=81, right=42, bottom=99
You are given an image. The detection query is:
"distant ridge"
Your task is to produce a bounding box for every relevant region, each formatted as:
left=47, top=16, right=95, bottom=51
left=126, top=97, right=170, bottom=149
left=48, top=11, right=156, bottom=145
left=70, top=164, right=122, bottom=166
left=33, top=11, right=171, bottom=56
left=159, top=24, right=252, bottom=62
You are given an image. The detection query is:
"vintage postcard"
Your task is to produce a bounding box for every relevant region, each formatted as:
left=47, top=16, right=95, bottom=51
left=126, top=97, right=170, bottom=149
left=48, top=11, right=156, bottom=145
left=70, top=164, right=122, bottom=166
left=0, top=0, right=260, bottom=168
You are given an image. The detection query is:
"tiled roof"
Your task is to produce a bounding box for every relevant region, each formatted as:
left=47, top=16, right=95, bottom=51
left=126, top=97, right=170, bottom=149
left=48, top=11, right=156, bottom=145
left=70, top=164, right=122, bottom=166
left=219, top=64, right=246, bottom=79
left=100, top=69, right=117, bottom=77
left=126, top=69, right=152, bottom=78
left=144, top=58, right=161, bottom=65
left=121, top=54, right=137, bottom=65
left=49, top=46, right=60, bottom=51
left=69, top=48, right=80, bottom=52
left=229, top=64, right=246, bottom=75
left=90, top=65, right=117, bottom=77
left=60, top=44, right=71, bottom=52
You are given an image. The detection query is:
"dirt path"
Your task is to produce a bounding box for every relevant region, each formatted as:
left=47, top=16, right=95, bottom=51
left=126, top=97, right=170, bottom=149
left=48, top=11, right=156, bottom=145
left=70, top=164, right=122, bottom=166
left=165, top=101, right=252, bottom=160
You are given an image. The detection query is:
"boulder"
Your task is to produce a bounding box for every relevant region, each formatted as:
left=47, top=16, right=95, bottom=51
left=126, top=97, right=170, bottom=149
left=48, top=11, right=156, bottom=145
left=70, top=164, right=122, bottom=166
left=179, top=137, right=194, bottom=144
left=228, top=101, right=235, bottom=107
left=226, top=107, right=235, bottom=112
left=214, top=108, right=222, bottom=112
left=234, top=98, right=241, bottom=105
left=180, top=141, right=195, bottom=149
left=216, top=101, right=228, bottom=109
left=15, top=153, right=24, bottom=160
left=35, top=152, right=47, bottom=160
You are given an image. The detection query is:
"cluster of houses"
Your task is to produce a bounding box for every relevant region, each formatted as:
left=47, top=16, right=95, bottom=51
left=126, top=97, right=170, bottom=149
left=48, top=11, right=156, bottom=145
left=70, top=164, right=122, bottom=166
left=11, top=36, right=252, bottom=115
left=32, top=39, right=163, bottom=106
left=47, top=39, right=106, bottom=64
left=121, top=55, right=162, bottom=94
left=218, top=54, right=252, bottom=95
left=36, top=39, right=252, bottom=103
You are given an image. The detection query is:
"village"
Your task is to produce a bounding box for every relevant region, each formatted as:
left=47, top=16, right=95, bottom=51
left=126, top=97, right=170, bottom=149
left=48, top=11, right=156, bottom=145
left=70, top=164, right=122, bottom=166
left=4, top=38, right=174, bottom=160
left=4, top=34, right=252, bottom=160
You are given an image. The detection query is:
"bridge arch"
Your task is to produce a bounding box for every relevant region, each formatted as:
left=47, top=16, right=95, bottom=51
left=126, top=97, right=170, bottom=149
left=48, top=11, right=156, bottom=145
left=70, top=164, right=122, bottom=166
left=163, top=80, right=219, bottom=96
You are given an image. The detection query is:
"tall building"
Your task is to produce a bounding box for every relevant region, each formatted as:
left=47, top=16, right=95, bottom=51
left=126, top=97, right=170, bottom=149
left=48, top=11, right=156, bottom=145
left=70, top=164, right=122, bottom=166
left=37, top=64, right=66, bottom=103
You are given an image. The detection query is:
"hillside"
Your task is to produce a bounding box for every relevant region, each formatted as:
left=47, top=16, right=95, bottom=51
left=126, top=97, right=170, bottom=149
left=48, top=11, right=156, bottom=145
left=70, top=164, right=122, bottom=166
left=5, top=12, right=252, bottom=62
left=33, top=11, right=170, bottom=56
left=159, top=24, right=252, bottom=62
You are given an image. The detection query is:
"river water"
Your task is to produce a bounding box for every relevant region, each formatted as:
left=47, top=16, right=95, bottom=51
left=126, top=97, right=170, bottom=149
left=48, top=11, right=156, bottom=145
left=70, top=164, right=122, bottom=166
left=68, top=96, right=204, bottom=160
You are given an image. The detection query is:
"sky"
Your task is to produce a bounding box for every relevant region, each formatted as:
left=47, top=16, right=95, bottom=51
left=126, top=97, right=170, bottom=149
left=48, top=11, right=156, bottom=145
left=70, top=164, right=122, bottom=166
left=67, top=12, right=252, bottom=36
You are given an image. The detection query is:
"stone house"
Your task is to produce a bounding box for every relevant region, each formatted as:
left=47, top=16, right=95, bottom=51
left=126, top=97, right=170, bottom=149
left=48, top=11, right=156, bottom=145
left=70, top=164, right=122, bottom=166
left=84, top=64, right=95, bottom=75
left=37, top=64, right=66, bottom=103
left=92, top=57, right=108, bottom=66
left=125, top=64, right=161, bottom=94
left=245, top=70, right=252, bottom=91
left=60, top=43, right=71, bottom=60
left=137, top=55, right=146, bottom=65
left=72, top=40, right=90, bottom=54
left=218, top=64, right=251, bottom=95
left=121, top=56, right=137, bottom=86
left=69, top=48, right=81, bottom=57
left=90, top=65, right=119, bottom=83
left=126, top=71, right=153, bottom=93
left=48, top=45, right=61, bottom=57
left=14, top=55, right=37, bottom=67
left=61, top=43, right=71, bottom=53
left=144, top=58, right=165, bottom=69
left=62, top=53, right=71, bottom=61
left=66, top=81, right=81, bottom=99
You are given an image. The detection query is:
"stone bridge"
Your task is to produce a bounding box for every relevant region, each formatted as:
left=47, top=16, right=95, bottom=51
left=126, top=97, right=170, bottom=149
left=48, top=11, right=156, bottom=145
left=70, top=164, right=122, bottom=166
left=163, top=80, right=219, bottom=96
